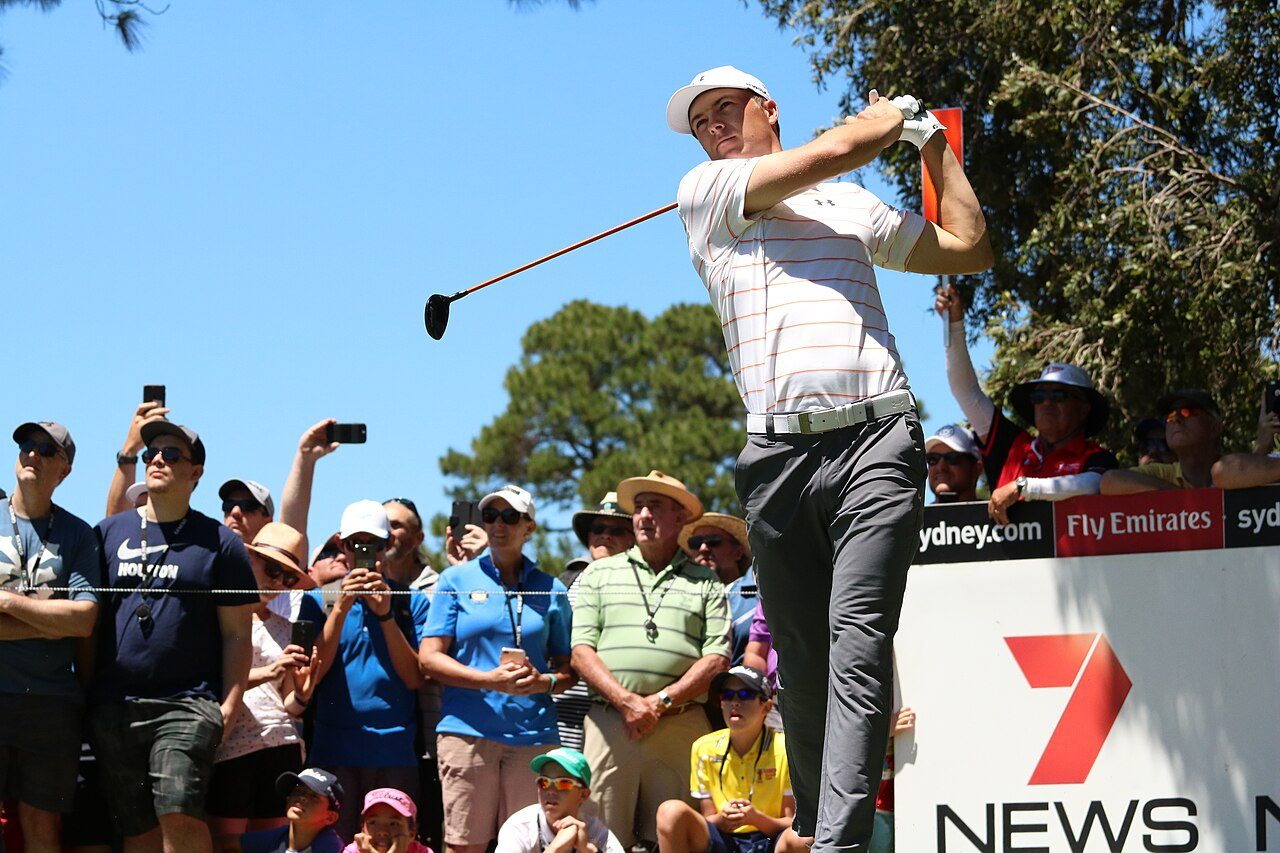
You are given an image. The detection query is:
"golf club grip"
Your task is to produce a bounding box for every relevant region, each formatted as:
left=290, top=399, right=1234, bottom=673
left=461, top=202, right=677, bottom=298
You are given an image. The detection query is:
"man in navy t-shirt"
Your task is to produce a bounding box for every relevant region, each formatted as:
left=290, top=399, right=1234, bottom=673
left=89, top=421, right=259, bottom=851
left=0, top=421, right=101, bottom=849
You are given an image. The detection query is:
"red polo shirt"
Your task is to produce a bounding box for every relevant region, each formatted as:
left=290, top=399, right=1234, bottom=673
left=983, top=410, right=1118, bottom=489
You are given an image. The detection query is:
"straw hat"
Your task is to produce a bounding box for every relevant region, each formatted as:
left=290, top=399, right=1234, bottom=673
left=571, top=492, right=632, bottom=548
left=246, top=522, right=315, bottom=589
left=679, top=512, right=750, bottom=557
left=616, top=470, right=704, bottom=520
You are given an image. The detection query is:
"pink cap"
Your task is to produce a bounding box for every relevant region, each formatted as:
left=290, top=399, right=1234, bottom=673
left=362, top=787, right=417, bottom=819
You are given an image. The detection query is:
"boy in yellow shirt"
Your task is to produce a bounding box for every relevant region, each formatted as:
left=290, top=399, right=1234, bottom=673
left=656, top=666, right=805, bottom=853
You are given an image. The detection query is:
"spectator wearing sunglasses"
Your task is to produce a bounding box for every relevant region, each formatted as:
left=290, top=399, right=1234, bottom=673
left=89, top=421, right=259, bottom=850
left=1102, top=390, right=1225, bottom=493
left=420, top=485, right=575, bottom=853
left=0, top=422, right=101, bottom=850
left=680, top=513, right=754, bottom=668
left=308, top=499, right=431, bottom=839
left=220, top=478, right=276, bottom=544
left=209, top=522, right=326, bottom=848
left=936, top=285, right=1117, bottom=525
left=656, top=666, right=803, bottom=853
left=495, top=748, right=624, bottom=853
left=923, top=424, right=984, bottom=503
left=104, top=401, right=169, bottom=516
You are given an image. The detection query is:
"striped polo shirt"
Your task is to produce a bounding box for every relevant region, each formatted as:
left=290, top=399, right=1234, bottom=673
left=677, top=156, right=926, bottom=415
left=571, top=546, right=730, bottom=698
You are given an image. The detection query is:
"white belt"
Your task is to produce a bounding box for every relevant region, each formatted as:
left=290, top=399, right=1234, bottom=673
left=746, top=390, right=916, bottom=436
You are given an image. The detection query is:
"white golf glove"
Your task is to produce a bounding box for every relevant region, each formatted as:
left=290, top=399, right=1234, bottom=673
left=899, top=107, right=947, bottom=149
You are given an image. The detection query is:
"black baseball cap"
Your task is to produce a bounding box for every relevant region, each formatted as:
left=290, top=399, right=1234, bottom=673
left=1156, top=389, right=1221, bottom=419
left=711, top=664, right=773, bottom=700
left=140, top=421, right=206, bottom=465
left=276, top=768, right=343, bottom=811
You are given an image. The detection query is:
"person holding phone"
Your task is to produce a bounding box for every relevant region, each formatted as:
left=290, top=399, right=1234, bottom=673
left=208, top=522, right=326, bottom=849
left=1212, top=383, right=1280, bottom=488
left=420, top=485, right=575, bottom=853
left=307, top=500, right=431, bottom=839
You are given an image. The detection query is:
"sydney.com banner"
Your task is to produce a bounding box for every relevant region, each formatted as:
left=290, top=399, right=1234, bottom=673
left=896, top=485, right=1280, bottom=852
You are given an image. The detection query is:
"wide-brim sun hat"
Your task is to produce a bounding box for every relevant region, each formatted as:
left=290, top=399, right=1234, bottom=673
left=571, top=491, right=632, bottom=548
left=616, top=470, right=704, bottom=520
left=246, top=522, right=315, bottom=590
left=1009, top=362, right=1110, bottom=437
left=679, top=512, right=750, bottom=558
left=666, top=65, right=770, bottom=135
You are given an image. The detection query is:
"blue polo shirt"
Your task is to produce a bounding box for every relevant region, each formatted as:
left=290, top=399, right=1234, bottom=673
left=726, top=567, right=757, bottom=667
left=308, top=580, right=430, bottom=767
left=424, top=555, right=570, bottom=745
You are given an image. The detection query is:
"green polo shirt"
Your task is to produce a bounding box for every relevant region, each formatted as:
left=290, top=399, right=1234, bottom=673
left=571, top=545, right=730, bottom=698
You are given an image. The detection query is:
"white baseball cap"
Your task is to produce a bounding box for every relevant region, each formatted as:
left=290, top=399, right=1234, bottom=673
left=925, top=424, right=982, bottom=459
left=478, top=484, right=536, bottom=522
left=124, top=482, right=148, bottom=505
left=338, top=499, right=390, bottom=541
left=666, top=65, right=771, bottom=135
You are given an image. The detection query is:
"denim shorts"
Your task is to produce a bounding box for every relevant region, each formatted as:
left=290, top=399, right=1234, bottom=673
left=88, top=696, right=223, bottom=836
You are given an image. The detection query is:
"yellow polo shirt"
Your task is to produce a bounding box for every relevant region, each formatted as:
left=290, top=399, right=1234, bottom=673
left=690, top=728, right=791, bottom=834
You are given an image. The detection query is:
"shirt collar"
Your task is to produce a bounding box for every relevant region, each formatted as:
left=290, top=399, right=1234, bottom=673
left=478, top=553, right=538, bottom=586
left=624, top=544, right=694, bottom=580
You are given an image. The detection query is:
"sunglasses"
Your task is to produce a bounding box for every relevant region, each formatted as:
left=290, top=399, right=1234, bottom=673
left=261, top=560, right=302, bottom=588
left=719, top=688, right=763, bottom=703
left=141, top=446, right=190, bottom=465
left=223, top=498, right=266, bottom=515
left=17, top=440, right=61, bottom=459
left=590, top=523, right=631, bottom=537
left=925, top=451, right=972, bottom=466
left=482, top=507, right=529, bottom=525
left=535, top=776, right=584, bottom=792
left=1165, top=406, right=1207, bottom=423
left=1029, top=389, right=1083, bottom=405
left=342, top=537, right=388, bottom=552
left=688, top=535, right=726, bottom=550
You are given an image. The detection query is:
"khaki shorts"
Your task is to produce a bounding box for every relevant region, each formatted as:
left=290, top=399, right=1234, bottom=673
left=436, top=733, right=550, bottom=846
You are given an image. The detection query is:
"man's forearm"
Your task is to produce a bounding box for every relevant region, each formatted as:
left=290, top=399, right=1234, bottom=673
left=381, top=620, right=423, bottom=690
left=571, top=645, right=632, bottom=707
left=1099, top=470, right=1173, bottom=495
left=923, top=134, right=989, bottom=252
left=106, top=462, right=136, bottom=517
left=279, top=453, right=317, bottom=550
left=0, top=597, right=96, bottom=639
left=662, top=654, right=728, bottom=706
left=0, top=613, right=54, bottom=640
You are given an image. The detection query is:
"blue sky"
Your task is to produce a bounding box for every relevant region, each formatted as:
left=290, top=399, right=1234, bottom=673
left=1, top=1, right=991, bottom=547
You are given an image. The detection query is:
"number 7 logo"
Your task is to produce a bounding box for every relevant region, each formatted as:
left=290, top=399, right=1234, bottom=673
left=1005, top=633, right=1132, bottom=785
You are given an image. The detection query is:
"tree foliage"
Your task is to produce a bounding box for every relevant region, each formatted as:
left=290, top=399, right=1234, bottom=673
left=440, top=299, right=743, bottom=517
left=756, top=0, right=1279, bottom=455
left=0, top=0, right=159, bottom=76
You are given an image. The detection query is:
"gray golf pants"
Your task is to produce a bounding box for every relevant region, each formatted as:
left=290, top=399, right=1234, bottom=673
left=736, top=409, right=924, bottom=853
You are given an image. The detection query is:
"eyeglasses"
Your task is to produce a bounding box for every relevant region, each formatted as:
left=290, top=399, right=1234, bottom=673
left=925, top=451, right=972, bottom=467
left=261, top=560, right=302, bottom=588
left=385, top=497, right=423, bottom=528
left=222, top=498, right=266, bottom=515
left=1029, top=389, right=1083, bottom=405
left=482, top=507, right=529, bottom=525
left=1165, top=406, right=1207, bottom=423
left=17, top=440, right=61, bottom=459
left=141, top=447, right=190, bottom=465
left=719, top=688, right=762, bottom=703
left=688, top=535, right=726, bottom=550
left=535, top=776, right=584, bottom=791
left=590, top=523, right=631, bottom=537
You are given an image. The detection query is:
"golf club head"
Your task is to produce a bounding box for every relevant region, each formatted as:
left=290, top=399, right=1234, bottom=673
left=424, top=294, right=451, bottom=340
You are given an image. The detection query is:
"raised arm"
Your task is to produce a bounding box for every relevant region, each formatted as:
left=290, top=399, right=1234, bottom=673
left=935, top=284, right=996, bottom=442
left=279, top=419, right=339, bottom=554
left=106, top=402, right=168, bottom=516
left=904, top=132, right=993, bottom=275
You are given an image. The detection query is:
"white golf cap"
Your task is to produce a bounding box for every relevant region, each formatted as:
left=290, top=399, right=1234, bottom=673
left=925, top=424, right=982, bottom=458
left=338, top=499, right=390, bottom=541
left=124, top=482, right=148, bottom=505
left=666, top=65, right=771, bottom=134
left=478, top=484, right=536, bottom=522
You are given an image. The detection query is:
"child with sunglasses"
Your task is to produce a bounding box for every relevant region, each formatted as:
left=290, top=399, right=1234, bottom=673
left=656, top=666, right=804, bottom=853
left=495, top=748, right=623, bottom=853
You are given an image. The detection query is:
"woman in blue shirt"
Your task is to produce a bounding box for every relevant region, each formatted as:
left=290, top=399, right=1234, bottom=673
left=420, top=485, right=575, bottom=853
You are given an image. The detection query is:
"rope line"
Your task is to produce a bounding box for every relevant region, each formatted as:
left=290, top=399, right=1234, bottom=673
left=8, top=586, right=761, bottom=598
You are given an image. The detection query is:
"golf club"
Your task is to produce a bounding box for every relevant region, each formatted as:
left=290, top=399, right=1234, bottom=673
left=424, top=202, right=678, bottom=340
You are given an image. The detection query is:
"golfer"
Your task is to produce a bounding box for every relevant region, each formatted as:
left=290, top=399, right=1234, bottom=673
left=666, top=66, right=991, bottom=851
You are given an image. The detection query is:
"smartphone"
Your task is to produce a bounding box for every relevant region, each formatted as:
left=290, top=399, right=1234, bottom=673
left=1266, top=380, right=1280, bottom=416
left=326, top=423, right=367, bottom=444
left=500, top=647, right=528, bottom=666
left=143, top=385, right=165, bottom=407
left=352, top=541, right=377, bottom=571
left=449, top=499, right=483, bottom=537
left=290, top=620, right=316, bottom=655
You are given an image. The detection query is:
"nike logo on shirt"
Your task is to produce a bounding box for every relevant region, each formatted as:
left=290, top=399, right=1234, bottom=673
left=117, top=540, right=171, bottom=561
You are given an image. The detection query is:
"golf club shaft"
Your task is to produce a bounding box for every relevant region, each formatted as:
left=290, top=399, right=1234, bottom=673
left=452, top=202, right=677, bottom=300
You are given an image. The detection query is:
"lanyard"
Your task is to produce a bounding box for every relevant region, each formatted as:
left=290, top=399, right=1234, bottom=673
left=504, top=582, right=525, bottom=648
left=629, top=560, right=673, bottom=643
left=720, top=729, right=771, bottom=803
left=6, top=499, right=55, bottom=592
left=137, top=512, right=188, bottom=592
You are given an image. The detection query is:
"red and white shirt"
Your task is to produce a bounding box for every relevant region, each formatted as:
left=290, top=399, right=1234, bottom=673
left=678, top=156, right=925, bottom=415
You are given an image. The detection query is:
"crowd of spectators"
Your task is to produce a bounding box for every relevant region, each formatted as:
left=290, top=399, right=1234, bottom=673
left=2, top=341, right=1277, bottom=853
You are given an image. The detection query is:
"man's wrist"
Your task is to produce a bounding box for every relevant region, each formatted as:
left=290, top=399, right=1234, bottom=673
left=375, top=607, right=395, bottom=622
left=116, top=451, right=138, bottom=466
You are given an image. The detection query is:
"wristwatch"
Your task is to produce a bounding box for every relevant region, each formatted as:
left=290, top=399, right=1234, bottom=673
left=1015, top=476, right=1028, bottom=498
left=116, top=451, right=139, bottom=466
left=657, top=689, right=674, bottom=709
